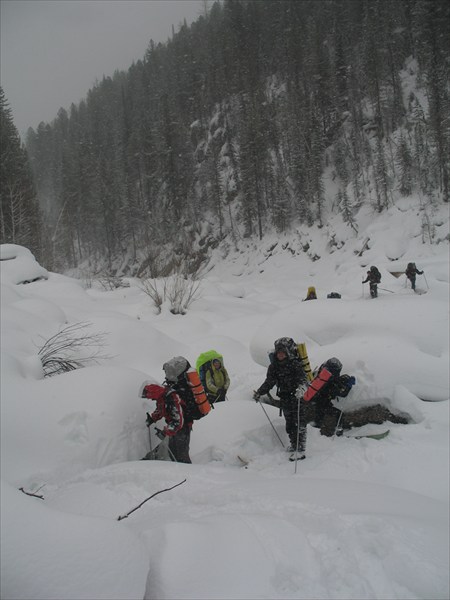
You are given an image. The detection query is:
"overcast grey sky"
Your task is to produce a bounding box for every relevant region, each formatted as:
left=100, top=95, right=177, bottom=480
left=1, top=0, right=204, bottom=137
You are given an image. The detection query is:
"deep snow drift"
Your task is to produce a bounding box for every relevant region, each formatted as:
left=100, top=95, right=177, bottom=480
left=1, top=200, right=449, bottom=600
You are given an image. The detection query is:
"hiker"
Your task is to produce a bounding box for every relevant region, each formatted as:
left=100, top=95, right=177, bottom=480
left=405, top=262, right=423, bottom=291
left=303, top=286, right=317, bottom=301
left=142, top=381, right=192, bottom=463
left=142, top=355, right=206, bottom=464
left=303, top=358, right=355, bottom=436
left=253, top=337, right=308, bottom=458
left=362, top=266, right=381, bottom=298
left=205, top=357, right=230, bottom=403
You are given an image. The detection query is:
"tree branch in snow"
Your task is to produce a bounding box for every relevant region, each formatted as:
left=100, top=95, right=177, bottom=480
left=19, top=487, right=45, bottom=500
left=117, top=479, right=187, bottom=521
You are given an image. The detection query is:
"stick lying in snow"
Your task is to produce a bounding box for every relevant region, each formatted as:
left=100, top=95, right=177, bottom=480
left=19, top=487, right=45, bottom=500
left=117, top=479, right=187, bottom=521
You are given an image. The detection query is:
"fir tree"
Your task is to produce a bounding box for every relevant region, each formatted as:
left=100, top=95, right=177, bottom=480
left=0, top=88, right=42, bottom=256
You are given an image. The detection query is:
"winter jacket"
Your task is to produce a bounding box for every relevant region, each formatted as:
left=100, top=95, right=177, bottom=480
left=362, top=269, right=381, bottom=285
left=144, top=384, right=185, bottom=436
left=257, top=357, right=306, bottom=401
left=405, top=265, right=423, bottom=278
left=205, top=365, right=230, bottom=395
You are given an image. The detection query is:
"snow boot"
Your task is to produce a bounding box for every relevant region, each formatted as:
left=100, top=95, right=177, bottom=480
left=289, top=452, right=306, bottom=461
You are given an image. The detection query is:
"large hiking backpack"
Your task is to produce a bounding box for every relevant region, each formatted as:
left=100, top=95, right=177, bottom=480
left=370, top=266, right=381, bottom=283
left=268, top=338, right=313, bottom=381
left=195, top=349, right=224, bottom=391
left=406, top=262, right=415, bottom=275
left=163, top=356, right=211, bottom=421
left=304, top=357, right=355, bottom=402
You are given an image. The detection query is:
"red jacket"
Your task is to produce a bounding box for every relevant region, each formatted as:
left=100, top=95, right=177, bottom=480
left=143, top=384, right=186, bottom=436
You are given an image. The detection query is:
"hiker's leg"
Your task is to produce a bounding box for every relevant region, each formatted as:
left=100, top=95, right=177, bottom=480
left=169, top=426, right=192, bottom=463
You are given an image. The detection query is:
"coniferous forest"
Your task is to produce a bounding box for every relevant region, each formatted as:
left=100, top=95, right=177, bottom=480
left=1, top=0, right=449, bottom=274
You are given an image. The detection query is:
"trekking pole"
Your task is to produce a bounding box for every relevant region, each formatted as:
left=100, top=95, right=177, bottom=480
left=379, top=287, right=394, bottom=293
left=259, top=398, right=285, bottom=449
left=148, top=426, right=153, bottom=454
left=155, top=428, right=178, bottom=462
left=332, top=409, right=344, bottom=440
left=362, top=282, right=364, bottom=298
left=294, top=396, right=302, bottom=474
left=422, top=273, right=429, bottom=289
left=166, top=441, right=178, bottom=463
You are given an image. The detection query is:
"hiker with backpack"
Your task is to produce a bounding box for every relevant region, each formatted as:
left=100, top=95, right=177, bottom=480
left=253, top=337, right=308, bottom=459
left=196, top=350, right=230, bottom=404
left=142, top=381, right=192, bottom=464
left=142, top=356, right=211, bottom=464
left=303, top=358, right=356, bottom=437
left=405, top=262, right=423, bottom=291
left=205, top=357, right=230, bottom=403
left=362, top=266, right=381, bottom=298
left=303, top=286, right=317, bottom=301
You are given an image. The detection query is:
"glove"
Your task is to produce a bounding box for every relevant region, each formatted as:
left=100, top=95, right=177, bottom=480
left=253, top=391, right=261, bottom=402
left=155, top=428, right=166, bottom=441
left=349, top=376, right=356, bottom=387
left=296, top=384, right=307, bottom=400
left=145, top=412, right=154, bottom=427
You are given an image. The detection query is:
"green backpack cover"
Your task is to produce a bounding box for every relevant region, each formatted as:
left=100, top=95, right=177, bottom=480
left=196, top=350, right=224, bottom=390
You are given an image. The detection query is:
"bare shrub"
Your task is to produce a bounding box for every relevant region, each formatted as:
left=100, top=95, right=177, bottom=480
left=166, top=275, right=201, bottom=315
left=139, top=278, right=165, bottom=313
left=97, top=275, right=130, bottom=291
left=139, top=274, right=201, bottom=315
left=37, top=322, right=110, bottom=377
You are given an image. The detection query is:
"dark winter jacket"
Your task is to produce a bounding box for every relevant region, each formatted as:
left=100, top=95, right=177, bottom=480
left=257, top=357, right=306, bottom=401
left=405, top=264, right=423, bottom=278
left=362, top=269, right=381, bottom=285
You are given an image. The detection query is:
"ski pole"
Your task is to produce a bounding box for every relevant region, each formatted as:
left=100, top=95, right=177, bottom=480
left=155, top=428, right=178, bottom=462
left=148, top=426, right=153, bottom=454
left=166, top=440, right=178, bottom=463
left=332, top=409, right=344, bottom=440
left=379, top=287, right=394, bottom=293
left=294, top=396, right=302, bottom=474
left=259, top=398, right=285, bottom=449
left=422, top=273, right=429, bottom=289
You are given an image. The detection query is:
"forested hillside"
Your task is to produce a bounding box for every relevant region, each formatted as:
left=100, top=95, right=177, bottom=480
left=0, top=89, right=41, bottom=257
left=22, top=0, right=450, bottom=273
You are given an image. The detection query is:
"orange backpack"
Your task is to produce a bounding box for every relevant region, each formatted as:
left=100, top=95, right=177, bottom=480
left=185, top=369, right=211, bottom=419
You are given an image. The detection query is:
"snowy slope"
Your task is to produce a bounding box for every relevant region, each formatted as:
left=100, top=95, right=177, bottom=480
left=1, top=201, right=449, bottom=600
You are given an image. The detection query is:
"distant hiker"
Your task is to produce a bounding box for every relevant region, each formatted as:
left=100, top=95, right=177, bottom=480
left=253, top=337, right=308, bottom=458
left=362, top=266, right=381, bottom=298
left=204, top=357, right=230, bottom=404
left=405, top=262, right=423, bottom=291
left=303, top=286, right=317, bottom=301
left=303, top=358, right=355, bottom=436
left=142, top=381, right=192, bottom=464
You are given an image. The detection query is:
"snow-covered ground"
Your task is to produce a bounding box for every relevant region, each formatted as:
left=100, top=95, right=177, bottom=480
left=1, top=200, right=449, bottom=599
